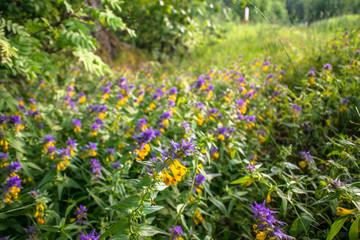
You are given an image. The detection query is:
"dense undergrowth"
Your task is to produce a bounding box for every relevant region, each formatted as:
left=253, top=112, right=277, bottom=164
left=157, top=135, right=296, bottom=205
left=1, top=16, right=360, bottom=240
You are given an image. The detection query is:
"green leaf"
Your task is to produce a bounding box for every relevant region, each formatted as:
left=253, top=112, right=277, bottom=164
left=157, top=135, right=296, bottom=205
left=137, top=174, right=153, bottom=187
left=326, top=215, right=349, bottom=240
left=100, top=218, right=129, bottom=239
left=230, top=149, right=236, bottom=159
left=230, top=175, right=251, bottom=184
left=37, top=169, right=56, bottom=188
left=7, top=136, right=26, bottom=153
left=210, top=198, right=228, bottom=217
left=176, top=203, right=186, bottom=214
left=113, top=195, right=141, bottom=210
left=143, top=203, right=164, bottom=215
left=350, top=215, right=360, bottom=240
left=136, top=224, right=168, bottom=237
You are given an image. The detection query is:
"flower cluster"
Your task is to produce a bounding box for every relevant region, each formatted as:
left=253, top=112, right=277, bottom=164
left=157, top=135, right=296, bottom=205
left=251, top=201, right=294, bottom=239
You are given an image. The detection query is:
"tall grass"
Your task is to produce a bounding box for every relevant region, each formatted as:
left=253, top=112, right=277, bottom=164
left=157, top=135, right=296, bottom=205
left=175, top=14, right=360, bottom=74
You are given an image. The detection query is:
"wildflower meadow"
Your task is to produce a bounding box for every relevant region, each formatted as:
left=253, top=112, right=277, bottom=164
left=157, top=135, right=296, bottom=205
left=1, top=1, right=360, bottom=239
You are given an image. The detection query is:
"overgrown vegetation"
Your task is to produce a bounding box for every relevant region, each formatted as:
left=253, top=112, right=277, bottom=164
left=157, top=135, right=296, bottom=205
left=1, top=1, right=360, bottom=240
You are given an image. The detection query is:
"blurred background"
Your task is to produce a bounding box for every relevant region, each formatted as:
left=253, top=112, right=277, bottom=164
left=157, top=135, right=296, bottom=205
left=1, top=0, right=360, bottom=78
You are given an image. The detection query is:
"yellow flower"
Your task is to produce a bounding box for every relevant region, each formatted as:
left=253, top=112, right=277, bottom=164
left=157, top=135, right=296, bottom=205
left=118, top=97, right=127, bottom=105
left=79, top=96, right=86, bottom=104
left=89, top=149, right=97, bottom=157
left=1, top=139, right=9, bottom=151
left=149, top=102, right=156, bottom=111
left=255, top=231, right=268, bottom=240
left=336, top=207, right=357, bottom=216
left=218, top=134, right=225, bottom=141
left=74, top=126, right=81, bottom=133
left=98, top=113, right=106, bottom=120
left=266, top=192, right=271, bottom=203
left=169, top=159, right=187, bottom=182
left=299, top=161, right=307, bottom=169
left=161, top=169, right=177, bottom=186
left=245, top=179, right=253, bottom=186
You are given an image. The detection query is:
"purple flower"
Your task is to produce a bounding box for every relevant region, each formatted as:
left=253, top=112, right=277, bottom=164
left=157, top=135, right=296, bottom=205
left=94, top=118, right=103, bottom=126
left=237, top=76, right=245, bottom=83
left=44, top=135, right=55, bottom=143
left=169, top=140, right=181, bottom=152
left=136, top=118, right=147, bottom=131
left=324, top=63, right=332, bottom=70
left=117, top=94, right=124, bottom=100
left=47, top=146, right=57, bottom=154
left=257, top=130, right=266, bottom=136
left=342, top=98, right=349, bottom=104
left=169, top=87, right=178, bottom=95
left=169, top=225, right=183, bottom=239
left=0, top=152, right=9, bottom=160
left=106, top=148, right=115, bottom=154
left=112, top=162, right=121, bottom=169
left=91, top=124, right=99, bottom=131
left=134, top=128, right=156, bottom=145
left=102, top=87, right=110, bottom=93
left=25, top=226, right=37, bottom=235
left=235, top=99, right=245, bottom=107
left=292, top=104, right=302, bottom=112
left=218, top=127, right=227, bottom=135
left=5, top=161, right=21, bottom=173
left=246, top=164, right=255, bottom=172
left=74, top=205, right=87, bottom=225
left=152, top=93, right=160, bottom=100
left=196, top=77, right=205, bottom=89
left=67, top=139, right=76, bottom=147
left=78, top=229, right=101, bottom=240
left=9, top=115, right=21, bottom=125
left=272, top=90, right=280, bottom=97
left=245, top=115, right=256, bottom=122
left=300, top=151, right=314, bottom=163
left=90, top=159, right=102, bottom=177
left=28, top=189, right=40, bottom=198
left=197, top=102, right=204, bottom=109
left=89, top=142, right=97, bottom=150
left=2, top=175, right=22, bottom=193
left=210, top=147, right=218, bottom=155
left=160, top=112, right=172, bottom=120
left=157, top=88, right=165, bottom=96
left=182, top=121, right=190, bottom=133
left=72, top=119, right=81, bottom=127
left=208, top=108, right=217, bottom=115
left=0, top=115, right=8, bottom=124
left=250, top=200, right=293, bottom=240
left=308, top=67, right=316, bottom=77
left=194, top=173, right=206, bottom=186
left=180, top=138, right=197, bottom=156
left=168, top=100, right=175, bottom=107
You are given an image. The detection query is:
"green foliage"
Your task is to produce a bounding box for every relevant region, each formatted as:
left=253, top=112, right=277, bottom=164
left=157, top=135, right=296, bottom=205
left=0, top=0, right=135, bottom=79
left=1, top=23, right=360, bottom=239
left=286, top=0, right=360, bottom=23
